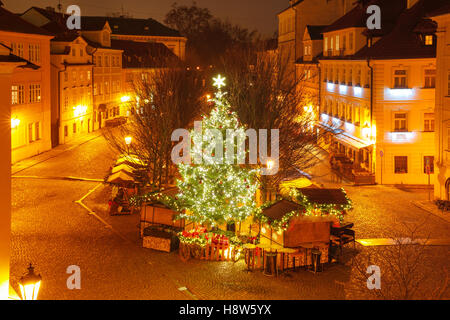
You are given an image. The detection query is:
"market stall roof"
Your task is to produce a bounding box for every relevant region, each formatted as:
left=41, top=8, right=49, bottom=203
left=298, top=188, right=350, bottom=207
left=111, top=164, right=135, bottom=174
left=116, top=155, right=146, bottom=167
left=107, top=171, right=135, bottom=184
left=261, top=200, right=303, bottom=221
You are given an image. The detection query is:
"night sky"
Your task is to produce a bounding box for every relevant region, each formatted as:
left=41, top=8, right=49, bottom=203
left=5, top=0, right=287, bottom=37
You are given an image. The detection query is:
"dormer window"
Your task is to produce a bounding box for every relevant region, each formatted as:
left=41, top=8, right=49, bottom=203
left=144, top=26, right=149, bottom=31
left=425, top=35, right=433, bottom=46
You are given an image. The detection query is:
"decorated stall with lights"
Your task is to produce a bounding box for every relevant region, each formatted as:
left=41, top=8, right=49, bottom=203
left=253, top=188, right=353, bottom=270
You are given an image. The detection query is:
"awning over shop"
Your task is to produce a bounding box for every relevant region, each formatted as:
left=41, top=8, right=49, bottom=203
left=334, top=132, right=372, bottom=151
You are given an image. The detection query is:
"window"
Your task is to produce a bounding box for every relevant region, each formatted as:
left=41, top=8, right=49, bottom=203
left=29, top=84, right=41, bottom=103
left=447, top=71, right=450, bottom=96
left=72, top=48, right=76, bottom=56
left=424, top=113, right=435, bottom=132
left=11, top=43, right=24, bottom=58
left=424, top=69, right=436, bottom=88
left=64, top=72, right=68, bottom=82
left=424, top=156, right=434, bottom=174
left=342, top=35, right=347, bottom=50
left=87, top=71, right=91, bottom=80
left=425, top=35, right=433, bottom=46
left=324, top=37, right=328, bottom=52
left=331, top=37, right=334, bottom=51
left=80, top=71, right=84, bottom=81
left=35, top=122, right=40, bottom=140
left=11, top=85, right=24, bottom=105
left=80, top=49, right=84, bottom=57
left=394, top=70, right=408, bottom=88
left=72, top=71, right=77, bottom=81
left=349, top=33, right=353, bottom=50
left=335, top=35, right=340, bottom=51
left=105, top=81, right=109, bottom=94
left=28, top=123, right=34, bottom=143
left=356, top=68, right=361, bottom=86
left=73, top=122, right=77, bottom=134
left=394, top=113, right=407, bottom=132
left=64, top=125, right=68, bottom=137
left=94, top=83, right=98, bottom=96
left=64, top=95, right=69, bottom=111
left=28, top=44, right=40, bottom=63
left=394, top=156, right=408, bottom=174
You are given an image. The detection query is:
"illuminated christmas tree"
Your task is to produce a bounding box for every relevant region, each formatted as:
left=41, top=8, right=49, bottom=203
left=176, top=75, right=259, bottom=227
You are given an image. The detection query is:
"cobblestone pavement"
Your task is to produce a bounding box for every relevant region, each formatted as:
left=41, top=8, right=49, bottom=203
left=10, top=134, right=450, bottom=299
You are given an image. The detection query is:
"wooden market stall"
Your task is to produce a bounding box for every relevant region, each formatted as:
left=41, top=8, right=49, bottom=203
left=139, top=188, right=185, bottom=253
left=254, top=188, right=353, bottom=270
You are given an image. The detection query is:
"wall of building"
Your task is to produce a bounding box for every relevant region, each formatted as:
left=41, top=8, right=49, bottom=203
left=50, top=38, right=94, bottom=145
left=0, top=31, right=52, bottom=163
left=433, top=14, right=450, bottom=199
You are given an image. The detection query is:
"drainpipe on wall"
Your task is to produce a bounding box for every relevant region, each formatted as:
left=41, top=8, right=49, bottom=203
left=52, top=62, right=67, bottom=147
left=367, top=58, right=375, bottom=175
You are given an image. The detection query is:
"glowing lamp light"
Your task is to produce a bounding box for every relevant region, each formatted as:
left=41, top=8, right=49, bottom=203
left=266, top=160, right=275, bottom=171
left=121, top=95, right=131, bottom=103
left=213, top=74, right=226, bottom=89
left=339, top=85, right=348, bottom=94
left=125, top=136, right=132, bottom=146
left=327, top=83, right=335, bottom=92
left=388, top=88, right=413, bottom=98
left=19, top=264, right=41, bottom=300
left=354, top=86, right=362, bottom=97
left=11, top=118, right=20, bottom=129
left=362, top=123, right=371, bottom=139
left=73, top=105, right=87, bottom=117
left=206, top=94, right=211, bottom=100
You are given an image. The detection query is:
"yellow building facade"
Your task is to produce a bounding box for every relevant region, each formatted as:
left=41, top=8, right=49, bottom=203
left=0, top=10, right=53, bottom=163
left=295, top=0, right=444, bottom=185
left=431, top=7, right=450, bottom=199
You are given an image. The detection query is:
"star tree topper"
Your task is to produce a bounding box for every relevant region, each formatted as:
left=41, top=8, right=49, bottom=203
left=213, top=74, right=226, bottom=90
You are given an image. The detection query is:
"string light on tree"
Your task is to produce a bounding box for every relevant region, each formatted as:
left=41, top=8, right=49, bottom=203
left=176, top=75, right=259, bottom=226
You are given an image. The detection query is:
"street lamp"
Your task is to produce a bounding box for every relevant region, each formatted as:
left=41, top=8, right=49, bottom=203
left=125, top=136, right=132, bottom=153
left=19, top=264, right=41, bottom=300
left=267, top=160, right=275, bottom=171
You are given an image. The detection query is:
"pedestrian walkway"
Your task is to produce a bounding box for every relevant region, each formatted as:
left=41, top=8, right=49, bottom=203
left=12, top=130, right=104, bottom=175
left=413, top=200, right=450, bottom=224
left=357, top=238, right=450, bottom=247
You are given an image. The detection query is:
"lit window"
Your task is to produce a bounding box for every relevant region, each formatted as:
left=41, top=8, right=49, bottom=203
left=394, top=70, right=408, bottom=88
left=424, top=156, right=434, bottom=174
left=29, top=84, right=41, bottom=103
left=424, top=113, right=435, bottom=132
left=324, top=37, right=328, bottom=53
left=424, top=69, right=436, bottom=88
left=425, top=35, right=433, bottom=46
left=394, top=113, right=407, bottom=132
left=395, top=156, right=408, bottom=174
left=11, top=85, right=24, bottom=105
left=335, top=35, right=340, bottom=51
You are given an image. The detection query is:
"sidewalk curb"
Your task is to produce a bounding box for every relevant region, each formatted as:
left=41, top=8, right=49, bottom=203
left=412, top=200, right=450, bottom=224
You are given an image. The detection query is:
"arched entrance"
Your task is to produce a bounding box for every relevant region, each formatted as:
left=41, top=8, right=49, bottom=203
left=445, top=178, right=450, bottom=200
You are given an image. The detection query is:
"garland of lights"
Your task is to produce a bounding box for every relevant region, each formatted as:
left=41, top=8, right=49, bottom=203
left=130, top=192, right=183, bottom=212
left=253, top=188, right=353, bottom=232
